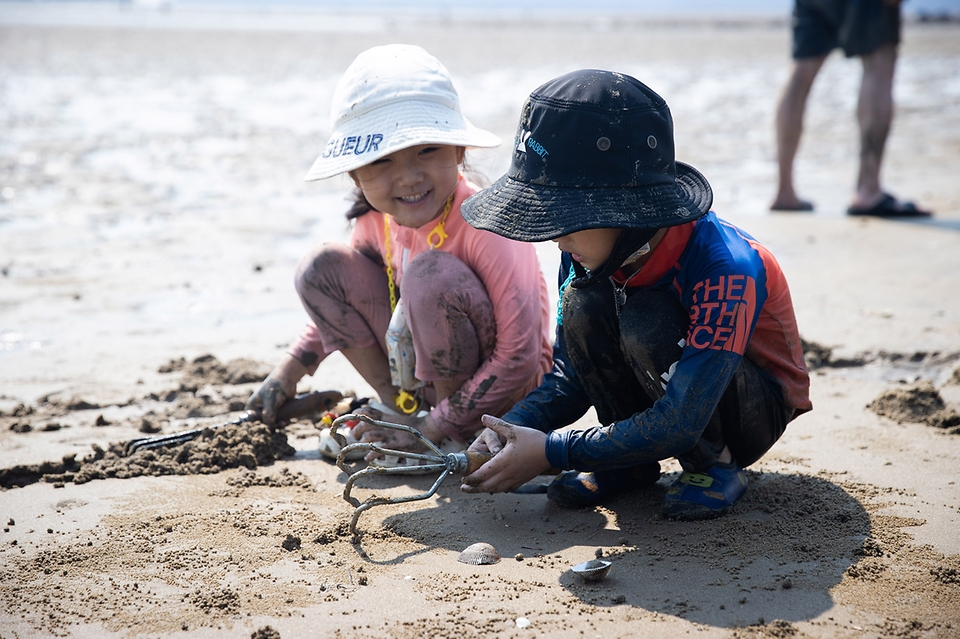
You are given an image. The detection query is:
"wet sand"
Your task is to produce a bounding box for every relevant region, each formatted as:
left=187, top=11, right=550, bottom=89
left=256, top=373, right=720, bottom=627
left=2, top=13, right=960, bottom=639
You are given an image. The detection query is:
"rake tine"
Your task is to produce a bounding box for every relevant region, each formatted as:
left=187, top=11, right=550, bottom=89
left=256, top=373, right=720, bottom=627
left=337, top=442, right=446, bottom=472
left=329, top=412, right=495, bottom=537
left=330, top=413, right=446, bottom=457
left=347, top=469, right=453, bottom=537
left=341, top=463, right=447, bottom=508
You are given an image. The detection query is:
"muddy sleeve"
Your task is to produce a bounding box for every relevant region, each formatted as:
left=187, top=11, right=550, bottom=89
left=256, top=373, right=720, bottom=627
left=544, top=347, right=742, bottom=470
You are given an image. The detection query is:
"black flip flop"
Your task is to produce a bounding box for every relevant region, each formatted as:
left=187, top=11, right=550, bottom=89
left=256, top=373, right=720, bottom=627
left=770, top=199, right=814, bottom=212
left=847, top=193, right=932, bottom=218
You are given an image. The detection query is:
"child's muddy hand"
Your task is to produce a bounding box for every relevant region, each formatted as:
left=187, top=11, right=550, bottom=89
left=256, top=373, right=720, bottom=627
left=246, top=354, right=307, bottom=425
left=461, top=416, right=549, bottom=494
left=468, top=420, right=507, bottom=454
left=246, top=376, right=289, bottom=426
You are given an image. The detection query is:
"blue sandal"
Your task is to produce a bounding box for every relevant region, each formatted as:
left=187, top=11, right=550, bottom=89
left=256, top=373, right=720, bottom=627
left=661, top=462, right=747, bottom=520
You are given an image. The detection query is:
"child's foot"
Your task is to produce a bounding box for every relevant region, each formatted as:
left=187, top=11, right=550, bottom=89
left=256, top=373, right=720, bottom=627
left=318, top=396, right=368, bottom=461
left=546, top=463, right=661, bottom=508
left=661, top=462, right=747, bottom=520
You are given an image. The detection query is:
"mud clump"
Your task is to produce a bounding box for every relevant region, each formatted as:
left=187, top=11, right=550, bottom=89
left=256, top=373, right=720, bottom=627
left=931, top=565, right=960, bottom=585
left=0, top=455, right=82, bottom=489
left=3, top=421, right=296, bottom=488
left=281, top=534, right=301, bottom=551
left=868, top=381, right=960, bottom=433
left=801, top=338, right=834, bottom=370
left=0, top=353, right=285, bottom=489
left=313, top=519, right=353, bottom=544
left=226, top=467, right=312, bottom=489
left=252, top=626, right=281, bottom=639
left=160, top=354, right=268, bottom=392
left=188, top=587, right=240, bottom=615
left=0, top=403, right=34, bottom=418
left=33, top=395, right=101, bottom=411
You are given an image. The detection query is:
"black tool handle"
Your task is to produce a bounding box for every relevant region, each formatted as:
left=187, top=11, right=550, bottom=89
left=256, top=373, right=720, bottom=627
left=127, top=389, right=343, bottom=454
left=276, top=389, right=343, bottom=422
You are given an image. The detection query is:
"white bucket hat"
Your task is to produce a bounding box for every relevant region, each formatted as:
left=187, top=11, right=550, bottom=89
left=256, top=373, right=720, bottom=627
left=304, top=44, right=501, bottom=181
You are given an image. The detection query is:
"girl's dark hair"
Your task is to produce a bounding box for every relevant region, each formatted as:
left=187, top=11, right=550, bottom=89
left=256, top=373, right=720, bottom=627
left=343, top=150, right=488, bottom=221
left=345, top=188, right=373, bottom=220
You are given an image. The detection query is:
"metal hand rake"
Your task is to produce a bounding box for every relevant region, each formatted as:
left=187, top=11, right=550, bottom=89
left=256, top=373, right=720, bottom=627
left=331, top=414, right=491, bottom=537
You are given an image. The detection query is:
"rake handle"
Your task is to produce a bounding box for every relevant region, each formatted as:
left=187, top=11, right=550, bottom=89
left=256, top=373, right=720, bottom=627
left=275, top=389, right=343, bottom=422
left=462, top=451, right=494, bottom=475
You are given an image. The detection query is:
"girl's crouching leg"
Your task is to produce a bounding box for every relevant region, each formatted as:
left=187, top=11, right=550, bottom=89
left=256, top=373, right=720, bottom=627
left=294, top=243, right=392, bottom=352
left=400, top=250, right=495, bottom=386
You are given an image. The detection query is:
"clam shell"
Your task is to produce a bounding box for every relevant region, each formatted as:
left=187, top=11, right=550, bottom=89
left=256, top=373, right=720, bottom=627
left=571, top=558, right=612, bottom=582
left=457, top=542, right=500, bottom=565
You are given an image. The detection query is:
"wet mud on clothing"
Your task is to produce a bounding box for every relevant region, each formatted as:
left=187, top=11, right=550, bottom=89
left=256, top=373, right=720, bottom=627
left=503, top=212, right=809, bottom=472
left=289, top=179, right=553, bottom=442
left=560, top=282, right=789, bottom=472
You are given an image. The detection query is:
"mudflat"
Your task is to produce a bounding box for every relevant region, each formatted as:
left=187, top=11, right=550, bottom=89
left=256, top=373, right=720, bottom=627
left=1, top=13, right=959, bottom=639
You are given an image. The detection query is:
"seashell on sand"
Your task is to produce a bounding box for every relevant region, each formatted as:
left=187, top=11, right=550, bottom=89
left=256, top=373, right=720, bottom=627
left=457, top=542, right=501, bottom=565
left=571, top=558, right=612, bottom=582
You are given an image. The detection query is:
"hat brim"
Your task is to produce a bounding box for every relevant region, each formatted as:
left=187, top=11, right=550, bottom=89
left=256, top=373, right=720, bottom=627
left=461, top=162, right=712, bottom=242
left=304, top=99, right=500, bottom=181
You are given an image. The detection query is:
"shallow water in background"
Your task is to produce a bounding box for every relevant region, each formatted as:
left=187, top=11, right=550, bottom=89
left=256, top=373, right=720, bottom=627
left=0, top=12, right=958, bottom=403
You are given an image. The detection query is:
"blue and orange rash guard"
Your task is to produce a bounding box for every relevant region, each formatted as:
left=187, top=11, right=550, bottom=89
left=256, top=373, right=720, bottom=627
left=502, top=212, right=812, bottom=471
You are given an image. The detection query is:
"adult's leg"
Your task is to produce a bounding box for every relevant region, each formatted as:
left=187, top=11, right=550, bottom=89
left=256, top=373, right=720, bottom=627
left=772, top=55, right=827, bottom=211
left=851, top=41, right=897, bottom=210
left=841, top=0, right=927, bottom=214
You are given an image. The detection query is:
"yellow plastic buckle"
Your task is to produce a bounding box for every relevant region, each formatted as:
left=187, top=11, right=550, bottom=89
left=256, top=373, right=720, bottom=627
left=426, top=225, right=448, bottom=249
left=395, top=390, right=421, bottom=415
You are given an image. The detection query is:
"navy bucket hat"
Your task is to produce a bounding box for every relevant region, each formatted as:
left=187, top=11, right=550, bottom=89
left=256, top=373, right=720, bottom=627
left=461, top=69, right=712, bottom=242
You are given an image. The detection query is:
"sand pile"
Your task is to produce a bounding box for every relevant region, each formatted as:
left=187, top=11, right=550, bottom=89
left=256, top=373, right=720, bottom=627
left=868, top=381, right=960, bottom=432
left=0, top=354, right=300, bottom=489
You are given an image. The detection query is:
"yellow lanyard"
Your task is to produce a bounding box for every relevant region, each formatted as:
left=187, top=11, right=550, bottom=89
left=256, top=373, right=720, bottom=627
left=426, top=196, right=453, bottom=249
left=382, top=192, right=455, bottom=313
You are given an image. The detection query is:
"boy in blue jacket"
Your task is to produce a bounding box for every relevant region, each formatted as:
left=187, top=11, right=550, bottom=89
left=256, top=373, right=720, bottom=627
left=459, top=69, right=812, bottom=520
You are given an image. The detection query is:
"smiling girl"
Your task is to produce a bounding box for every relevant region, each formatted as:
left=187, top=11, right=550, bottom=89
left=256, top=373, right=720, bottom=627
left=246, top=45, right=552, bottom=465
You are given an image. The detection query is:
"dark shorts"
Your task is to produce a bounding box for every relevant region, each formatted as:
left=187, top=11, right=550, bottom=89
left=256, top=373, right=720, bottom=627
left=792, top=0, right=901, bottom=59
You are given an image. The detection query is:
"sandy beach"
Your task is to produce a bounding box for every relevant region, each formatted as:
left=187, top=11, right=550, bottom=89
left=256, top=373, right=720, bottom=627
left=1, top=8, right=960, bottom=638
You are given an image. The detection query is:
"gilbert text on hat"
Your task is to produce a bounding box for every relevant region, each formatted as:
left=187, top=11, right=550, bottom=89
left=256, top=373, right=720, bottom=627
left=460, top=69, right=712, bottom=242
